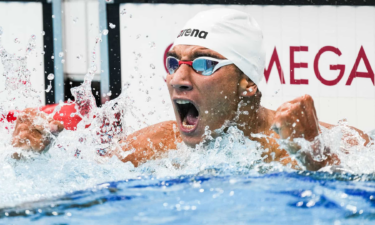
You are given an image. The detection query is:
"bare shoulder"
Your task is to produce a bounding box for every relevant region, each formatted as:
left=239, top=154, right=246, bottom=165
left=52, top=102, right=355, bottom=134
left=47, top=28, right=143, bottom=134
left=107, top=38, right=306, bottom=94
left=319, top=121, right=371, bottom=145
left=319, top=121, right=334, bottom=129
left=128, top=120, right=180, bottom=139
left=118, top=121, right=182, bottom=166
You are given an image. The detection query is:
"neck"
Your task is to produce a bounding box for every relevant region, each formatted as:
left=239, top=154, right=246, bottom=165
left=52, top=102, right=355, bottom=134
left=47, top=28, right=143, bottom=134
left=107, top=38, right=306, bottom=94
left=234, top=97, right=275, bottom=137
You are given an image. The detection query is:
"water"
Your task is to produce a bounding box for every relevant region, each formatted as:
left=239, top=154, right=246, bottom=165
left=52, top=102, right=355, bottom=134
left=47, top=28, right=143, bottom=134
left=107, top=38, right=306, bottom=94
left=1, top=28, right=375, bottom=224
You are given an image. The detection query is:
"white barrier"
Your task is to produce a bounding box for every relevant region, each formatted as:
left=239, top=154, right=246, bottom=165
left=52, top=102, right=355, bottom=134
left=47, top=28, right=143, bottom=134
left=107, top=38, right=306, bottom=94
left=63, top=0, right=101, bottom=81
left=0, top=2, right=45, bottom=106
left=120, top=4, right=375, bottom=131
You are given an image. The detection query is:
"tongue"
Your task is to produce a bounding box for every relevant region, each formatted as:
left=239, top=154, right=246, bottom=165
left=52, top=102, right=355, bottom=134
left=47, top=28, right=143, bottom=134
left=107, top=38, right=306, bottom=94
left=186, top=107, right=199, bottom=125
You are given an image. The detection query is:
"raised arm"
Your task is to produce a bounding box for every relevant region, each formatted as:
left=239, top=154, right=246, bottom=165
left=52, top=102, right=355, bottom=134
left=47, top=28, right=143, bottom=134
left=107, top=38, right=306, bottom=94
left=271, top=94, right=371, bottom=171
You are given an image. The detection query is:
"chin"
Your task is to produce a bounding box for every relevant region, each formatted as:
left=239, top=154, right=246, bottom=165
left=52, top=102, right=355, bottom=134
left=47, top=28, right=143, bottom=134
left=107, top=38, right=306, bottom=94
left=181, top=135, right=203, bottom=148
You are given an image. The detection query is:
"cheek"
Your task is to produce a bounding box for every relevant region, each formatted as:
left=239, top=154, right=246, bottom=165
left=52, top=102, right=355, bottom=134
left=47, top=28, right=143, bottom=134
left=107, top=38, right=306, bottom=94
left=166, top=77, right=173, bottom=94
left=198, top=78, right=239, bottom=117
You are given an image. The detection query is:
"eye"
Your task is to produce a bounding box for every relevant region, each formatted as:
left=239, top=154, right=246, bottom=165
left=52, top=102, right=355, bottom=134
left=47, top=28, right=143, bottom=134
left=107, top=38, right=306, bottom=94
left=193, top=58, right=218, bottom=76
left=166, top=57, right=179, bottom=74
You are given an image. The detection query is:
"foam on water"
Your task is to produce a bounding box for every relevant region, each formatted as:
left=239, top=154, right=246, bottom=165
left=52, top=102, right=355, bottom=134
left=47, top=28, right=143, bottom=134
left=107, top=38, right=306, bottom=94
left=0, top=28, right=375, bottom=210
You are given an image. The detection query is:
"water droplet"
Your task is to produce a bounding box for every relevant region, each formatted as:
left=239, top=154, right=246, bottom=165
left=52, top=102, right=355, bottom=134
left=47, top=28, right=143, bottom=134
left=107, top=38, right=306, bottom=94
left=45, top=84, right=52, bottom=92
left=107, top=91, right=112, bottom=96
left=150, top=64, right=155, bottom=69
left=292, top=122, right=296, bottom=127
left=61, top=59, right=65, bottom=64
left=73, top=17, right=78, bottom=23
left=51, top=55, right=54, bottom=59
left=205, top=111, right=208, bottom=114
left=52, top=15, right=55, bottom=19
left=109, top=23, right=116, bottom=29
left=47, top=73, right=54, bottom=80
left=41, top=31, right=45, bottom=36
left=149, top=42, right=155, bottom=48
left=58, top=52, right=64, bottom=57
left=102, top=29, right=109, bottom=35
left=90, top=65, right=97, bottom=72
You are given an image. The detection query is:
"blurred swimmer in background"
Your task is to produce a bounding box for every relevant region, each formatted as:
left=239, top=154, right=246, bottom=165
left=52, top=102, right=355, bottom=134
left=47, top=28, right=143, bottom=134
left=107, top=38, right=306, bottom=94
left=11, top=8, right=371, bottom=171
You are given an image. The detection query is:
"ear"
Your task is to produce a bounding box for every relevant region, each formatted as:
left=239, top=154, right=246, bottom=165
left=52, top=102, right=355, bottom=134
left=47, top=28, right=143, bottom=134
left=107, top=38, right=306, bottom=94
left=238, top=75, right=258, bottom=97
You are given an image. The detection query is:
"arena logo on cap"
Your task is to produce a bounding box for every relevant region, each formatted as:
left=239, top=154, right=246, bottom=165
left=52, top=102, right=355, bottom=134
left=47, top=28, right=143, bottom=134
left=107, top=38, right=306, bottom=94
left=177, top=28, right=208, bottom=39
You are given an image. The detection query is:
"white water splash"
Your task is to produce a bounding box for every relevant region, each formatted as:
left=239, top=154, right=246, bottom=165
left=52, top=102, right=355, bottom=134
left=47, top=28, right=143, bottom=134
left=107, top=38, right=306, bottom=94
left=0, top=29, right=42, bottom=113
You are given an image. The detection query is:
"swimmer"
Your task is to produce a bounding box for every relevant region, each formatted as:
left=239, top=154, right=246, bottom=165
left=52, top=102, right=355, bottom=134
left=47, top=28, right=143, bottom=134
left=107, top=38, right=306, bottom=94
left=11, top=8, right=371, bottom=171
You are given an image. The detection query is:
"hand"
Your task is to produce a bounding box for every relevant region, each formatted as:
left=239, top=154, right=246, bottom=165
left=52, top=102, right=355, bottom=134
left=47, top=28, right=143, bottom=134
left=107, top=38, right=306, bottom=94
left=11, top=108, right=64, bottom=153
left=272, top=94, right=319, bottom=143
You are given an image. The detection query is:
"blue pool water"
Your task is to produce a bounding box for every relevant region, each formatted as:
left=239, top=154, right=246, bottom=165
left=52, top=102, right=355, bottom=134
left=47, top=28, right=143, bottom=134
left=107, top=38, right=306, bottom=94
left=2, top=171, right=375, bottom=224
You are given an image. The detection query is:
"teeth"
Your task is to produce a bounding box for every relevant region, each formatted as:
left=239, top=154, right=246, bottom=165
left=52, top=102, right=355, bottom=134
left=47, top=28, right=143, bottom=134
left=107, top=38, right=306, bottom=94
left=182, top=117, right=195, bottom=129
left=176, top=100, right=190, bottom=104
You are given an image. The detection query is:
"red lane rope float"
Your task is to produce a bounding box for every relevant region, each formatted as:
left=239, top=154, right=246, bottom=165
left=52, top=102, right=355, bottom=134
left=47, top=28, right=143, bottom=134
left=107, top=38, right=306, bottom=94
left=2, top=103, right=82, bottom=131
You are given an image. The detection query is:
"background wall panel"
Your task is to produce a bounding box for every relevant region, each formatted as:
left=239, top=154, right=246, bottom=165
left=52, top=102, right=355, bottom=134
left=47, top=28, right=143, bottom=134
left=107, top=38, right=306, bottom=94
left=119, top=4, right=375, bottom=131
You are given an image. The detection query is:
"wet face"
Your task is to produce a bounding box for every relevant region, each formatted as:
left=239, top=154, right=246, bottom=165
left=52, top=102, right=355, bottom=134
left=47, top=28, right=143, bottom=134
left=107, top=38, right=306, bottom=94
left=166, top=45, right=242, bottom=147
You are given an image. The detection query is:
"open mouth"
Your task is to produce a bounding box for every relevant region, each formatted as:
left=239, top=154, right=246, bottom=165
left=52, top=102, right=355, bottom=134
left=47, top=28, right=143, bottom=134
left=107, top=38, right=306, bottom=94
left=175, top=100, right=199, bottom=132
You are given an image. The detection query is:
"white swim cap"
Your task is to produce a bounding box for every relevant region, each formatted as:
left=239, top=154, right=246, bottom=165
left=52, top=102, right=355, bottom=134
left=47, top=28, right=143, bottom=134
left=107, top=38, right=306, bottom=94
left=172, top=8, right=266, bottom=88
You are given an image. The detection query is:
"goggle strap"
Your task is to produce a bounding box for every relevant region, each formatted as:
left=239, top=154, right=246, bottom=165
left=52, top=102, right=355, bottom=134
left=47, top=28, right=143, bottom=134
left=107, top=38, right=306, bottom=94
left=212, top=60, right=233, bottom=73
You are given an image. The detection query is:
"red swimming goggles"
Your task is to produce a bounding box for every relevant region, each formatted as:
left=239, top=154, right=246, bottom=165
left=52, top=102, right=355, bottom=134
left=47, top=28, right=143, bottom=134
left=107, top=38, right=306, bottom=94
left=166, top=56, right=233, bottom=76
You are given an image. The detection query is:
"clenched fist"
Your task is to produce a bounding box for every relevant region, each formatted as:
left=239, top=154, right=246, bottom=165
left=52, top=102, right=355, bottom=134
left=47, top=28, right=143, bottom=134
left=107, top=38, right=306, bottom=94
left=272, top=94, right=319, bottom=143
left=11, top=108, right=64, bottom=153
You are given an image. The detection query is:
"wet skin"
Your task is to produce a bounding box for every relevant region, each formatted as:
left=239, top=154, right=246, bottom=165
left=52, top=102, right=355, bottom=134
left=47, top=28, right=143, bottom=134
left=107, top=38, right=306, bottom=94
left=11, top=45, right=372, bottom=171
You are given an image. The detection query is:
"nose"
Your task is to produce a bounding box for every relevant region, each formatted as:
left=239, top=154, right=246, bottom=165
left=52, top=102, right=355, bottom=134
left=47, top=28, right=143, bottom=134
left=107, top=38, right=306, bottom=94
left=170, top=64, right=193, bottom=91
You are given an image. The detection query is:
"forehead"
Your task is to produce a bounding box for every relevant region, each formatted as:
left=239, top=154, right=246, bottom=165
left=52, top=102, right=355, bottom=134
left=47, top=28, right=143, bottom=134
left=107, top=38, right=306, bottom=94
left=168, top=45, right=225, bottom=60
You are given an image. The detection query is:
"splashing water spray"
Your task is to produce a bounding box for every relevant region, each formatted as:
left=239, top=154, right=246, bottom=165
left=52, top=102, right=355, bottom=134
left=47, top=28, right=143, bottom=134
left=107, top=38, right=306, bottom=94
left=0, top=27, right=42, bottom=114
left=1, top=23, right=375, bottom=210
